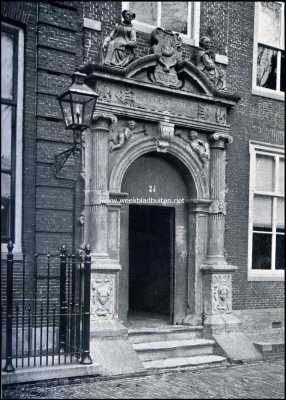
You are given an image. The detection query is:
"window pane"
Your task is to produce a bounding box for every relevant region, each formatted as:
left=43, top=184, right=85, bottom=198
left=275, top=234, right=285, bottom=270
left=1, top=31, right=14, bottom=100
left=1, top=104, right=12, bottom=171
left=277, top=198, right=285, bottom=229
left=280, top=52, right=285, bottom=92
left=252, top=232, right=272, bottom=269
left=129, top=2, right=157, bottom=26
left=1, top=173, right=11, bottom=238
left=255, top=154, right=275, bottom=192
left=257, top=45, right=277, bottom=90
left=279, top=159, right=284, bottom=195
left=161, top=2, right=188, bottom=34
left=253, top=196, right=272, bottom=228
left=258, top=2, right=282, bottom=48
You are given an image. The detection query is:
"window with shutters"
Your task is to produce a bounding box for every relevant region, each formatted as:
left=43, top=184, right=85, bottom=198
left=248, top=142, right=284, bottom=280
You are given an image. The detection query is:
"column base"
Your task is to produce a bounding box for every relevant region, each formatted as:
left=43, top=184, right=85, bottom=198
left=203, top=313, right=242, bottom=337
left=91, top=253, right=121, bottom=271
left=90, top=319, right=144, bottom=376
left=183, top=313, right=203, bottom=326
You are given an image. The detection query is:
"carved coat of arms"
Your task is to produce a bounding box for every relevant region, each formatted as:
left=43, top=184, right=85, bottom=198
left=149, top=27, right=183, bottom=89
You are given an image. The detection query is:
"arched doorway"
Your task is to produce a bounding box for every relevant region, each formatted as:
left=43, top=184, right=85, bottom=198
left=119, top=152, right=196, bottom=325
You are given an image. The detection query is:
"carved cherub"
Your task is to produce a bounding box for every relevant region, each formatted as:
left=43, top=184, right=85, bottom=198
left=175, top=129, right=210, bottom=164
left=109, top=120, right=147, bottom=151
left=188, top=130, right=210, bottom=164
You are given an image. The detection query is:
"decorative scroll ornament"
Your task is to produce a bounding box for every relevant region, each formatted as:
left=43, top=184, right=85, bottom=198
left=212, top=274, right=232, bottom=313
left=97, top=85, right=112, bottom=103
left=149, top=27, right=183, bottom=88
left=91, top=275, right=114, bottom=317
left=109, top=120, right=147, bottom=152
left=209, top=199, right=226, bottom=215
left=115, top=88, right=135, bottom=106
left=156, top=117, right=175, bottom=152
left=198, top=104, right=210, bottom=121
left=196, top=36, right=226, bottom=91
left=215, top=105, right=227, bottom=124
left=102, top=10, right=136, bottom=67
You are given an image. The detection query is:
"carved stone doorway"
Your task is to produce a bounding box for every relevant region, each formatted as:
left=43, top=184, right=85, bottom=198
left=128, top=205, right=175, bottom=324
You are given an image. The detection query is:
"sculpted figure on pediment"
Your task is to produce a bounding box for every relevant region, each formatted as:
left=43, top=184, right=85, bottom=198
left=102, top=10, right=137, bottom=67
left=196, top=36, right=226, bottom=91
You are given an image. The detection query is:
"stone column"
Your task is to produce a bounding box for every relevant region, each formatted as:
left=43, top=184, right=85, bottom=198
left=84, top=112, right=143, bottom=375
left=202, top=132, right=241, bottom=336
left=183, top=199, right=211, bottom=327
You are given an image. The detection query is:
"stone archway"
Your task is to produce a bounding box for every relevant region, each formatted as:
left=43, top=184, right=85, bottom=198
left=106, top=135, right=212, bottom=327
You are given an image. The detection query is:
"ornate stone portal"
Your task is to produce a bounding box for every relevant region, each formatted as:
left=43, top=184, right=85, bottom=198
left=78, top=36, right=240, bottom=373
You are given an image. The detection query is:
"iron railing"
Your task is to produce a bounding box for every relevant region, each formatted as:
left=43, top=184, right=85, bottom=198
left=1, top=241, right=92, bottom=372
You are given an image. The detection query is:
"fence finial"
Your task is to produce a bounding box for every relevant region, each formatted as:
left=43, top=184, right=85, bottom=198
left=84, top=244, right=91, bottom=255
left=60, top=244, right=67, bottom=255
left=7, top=240, right=14, bottom=253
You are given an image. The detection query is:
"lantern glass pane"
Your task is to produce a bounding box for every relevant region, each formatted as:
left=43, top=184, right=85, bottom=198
left=73, top=102, right=83, bottom=125
left=61, top=100, right=73, bottom=128
left=83, top=98, right=96, bottom=127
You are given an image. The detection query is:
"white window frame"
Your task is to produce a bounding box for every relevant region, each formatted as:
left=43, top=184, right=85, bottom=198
left=248, top=141, right=285, bottom=281
left=252, top=1, right=285, bottom=101
left=122, top=2, right=200, bottom=46
left=1, top=22, right=24, bottom=257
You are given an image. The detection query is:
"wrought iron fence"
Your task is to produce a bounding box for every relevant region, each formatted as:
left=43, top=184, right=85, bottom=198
left=1, top=242, right=92, bottom=372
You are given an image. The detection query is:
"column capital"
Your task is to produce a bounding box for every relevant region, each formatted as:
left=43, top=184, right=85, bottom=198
left=209, top=199, right=226, bottom=215
left=186, top=198, right=212, bottom=214
left=210, top=132, right=233, bottom=149
left=91, top=112, right=117, bottom=132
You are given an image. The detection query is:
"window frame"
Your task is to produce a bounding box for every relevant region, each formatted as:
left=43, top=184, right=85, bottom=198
left=248, top=141, right=285, bottom=281
left=1, top=22, right=24, bottom=255
left=252, top=1, right=285, bottom=101
left=122, top=1, right=200, bottom=46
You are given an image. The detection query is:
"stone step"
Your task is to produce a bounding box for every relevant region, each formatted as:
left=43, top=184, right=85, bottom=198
left=128, top=325, right=203, bottom=344
left=254, top=340, right=285, bottom=361
left=143, top=354, right=227, bottom=370
left=133, top=338, right=215, bottom=362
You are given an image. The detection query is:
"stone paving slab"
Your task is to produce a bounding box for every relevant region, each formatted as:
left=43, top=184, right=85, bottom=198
left=3, top=359, right=284, bottom=399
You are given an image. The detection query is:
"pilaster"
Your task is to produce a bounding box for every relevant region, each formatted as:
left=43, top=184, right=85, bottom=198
left=201, top=132, right=241, bottom=335
left=84, top=112, right=143, bottom=375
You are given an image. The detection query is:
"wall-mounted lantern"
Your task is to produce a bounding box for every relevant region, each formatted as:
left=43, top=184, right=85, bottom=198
left=55, top=72, right=98, bottom=174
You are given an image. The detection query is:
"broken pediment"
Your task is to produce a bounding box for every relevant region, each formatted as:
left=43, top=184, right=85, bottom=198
left=79, top=55, right=238, bottom=101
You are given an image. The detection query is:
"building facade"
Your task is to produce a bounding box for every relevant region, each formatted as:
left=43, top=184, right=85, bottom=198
left=1, top=1, right=284, bottom=377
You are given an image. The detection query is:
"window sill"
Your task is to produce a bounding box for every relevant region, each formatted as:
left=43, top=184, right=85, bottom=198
left=133, top=20, right=196, bottom=46
left=248, top=272, right=284, bottom=281
left=252, top=87, right=285, bottom=101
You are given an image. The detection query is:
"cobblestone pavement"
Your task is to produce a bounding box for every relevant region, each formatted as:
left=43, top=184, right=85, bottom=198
left=3, top=359, right=284, bottom=399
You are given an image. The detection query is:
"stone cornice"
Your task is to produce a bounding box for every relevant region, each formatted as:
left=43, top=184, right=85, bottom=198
left=95, top=103, right=232, bottom=136
left=85, top=70, right=239, bottom=109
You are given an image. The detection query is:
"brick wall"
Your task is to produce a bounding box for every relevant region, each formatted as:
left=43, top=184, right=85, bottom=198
left=2, top=1, right=284, bottom=310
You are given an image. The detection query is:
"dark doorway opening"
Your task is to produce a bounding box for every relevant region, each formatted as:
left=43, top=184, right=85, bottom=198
left=129, top=205, right=174, bottom=320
